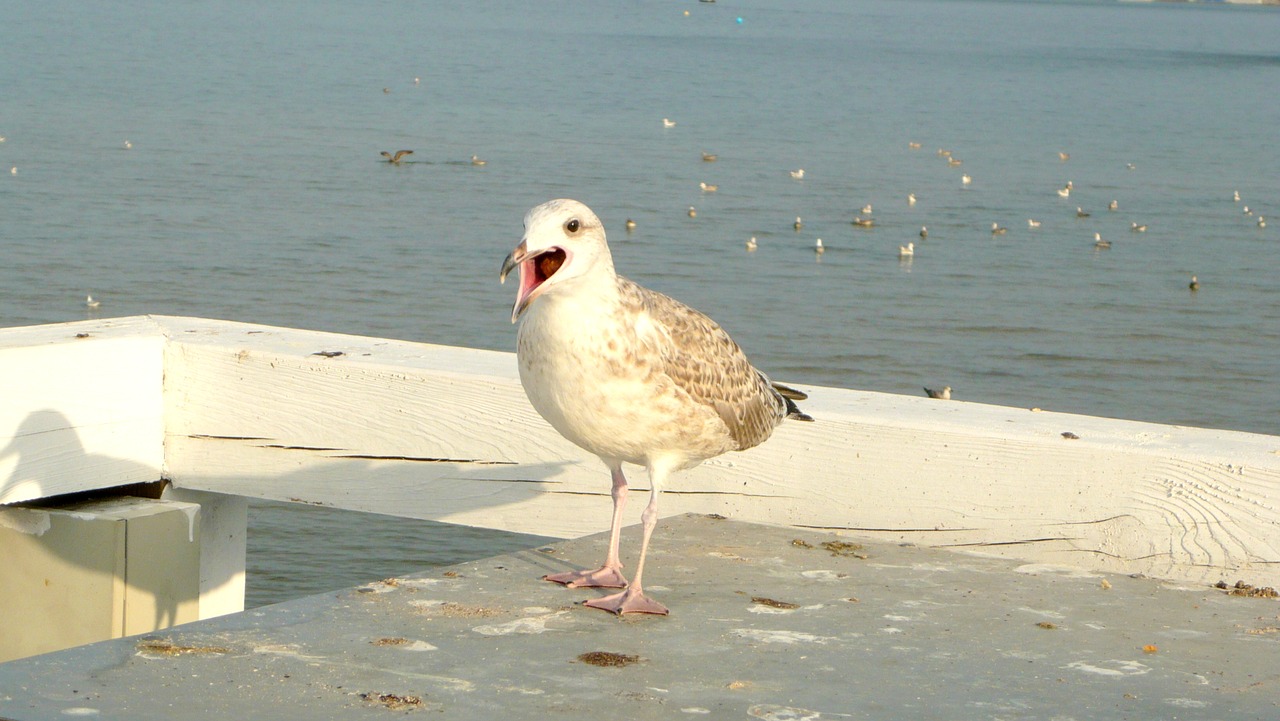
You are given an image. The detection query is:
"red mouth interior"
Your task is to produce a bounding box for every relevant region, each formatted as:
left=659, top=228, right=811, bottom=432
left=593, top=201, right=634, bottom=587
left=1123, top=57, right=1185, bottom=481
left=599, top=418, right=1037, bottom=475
left=522, top=248, right=566, bottom=299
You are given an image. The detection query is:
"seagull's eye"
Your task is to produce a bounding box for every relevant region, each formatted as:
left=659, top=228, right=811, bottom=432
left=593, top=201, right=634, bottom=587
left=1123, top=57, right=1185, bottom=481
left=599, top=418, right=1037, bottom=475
left=565, top=218, right=580, bottom=234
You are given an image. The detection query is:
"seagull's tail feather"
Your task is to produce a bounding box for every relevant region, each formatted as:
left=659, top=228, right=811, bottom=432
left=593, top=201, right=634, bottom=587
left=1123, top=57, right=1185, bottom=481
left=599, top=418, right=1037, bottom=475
left=772, top=383, right=814, bottom=422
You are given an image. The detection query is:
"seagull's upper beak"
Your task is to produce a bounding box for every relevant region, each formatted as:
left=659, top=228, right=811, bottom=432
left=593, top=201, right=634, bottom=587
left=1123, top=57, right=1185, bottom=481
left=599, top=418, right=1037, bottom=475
left=500, top=240, right=568, bottom=324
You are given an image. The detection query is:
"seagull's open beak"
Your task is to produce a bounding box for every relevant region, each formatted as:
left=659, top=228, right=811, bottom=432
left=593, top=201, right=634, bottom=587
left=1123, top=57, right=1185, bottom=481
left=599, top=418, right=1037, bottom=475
left=499, top=240, right=568, bottom=323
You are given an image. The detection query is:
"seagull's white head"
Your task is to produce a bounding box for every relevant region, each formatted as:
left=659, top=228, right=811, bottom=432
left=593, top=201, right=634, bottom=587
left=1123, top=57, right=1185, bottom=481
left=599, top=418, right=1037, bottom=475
left=499, top=198, right=612, bottom=323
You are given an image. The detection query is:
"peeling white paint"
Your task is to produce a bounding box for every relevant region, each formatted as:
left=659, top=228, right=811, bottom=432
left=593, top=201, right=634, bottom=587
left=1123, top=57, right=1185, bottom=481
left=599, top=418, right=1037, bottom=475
left=1066, top=660, right=1151, bottom=677
left=0, top=508, right=51, bottom=536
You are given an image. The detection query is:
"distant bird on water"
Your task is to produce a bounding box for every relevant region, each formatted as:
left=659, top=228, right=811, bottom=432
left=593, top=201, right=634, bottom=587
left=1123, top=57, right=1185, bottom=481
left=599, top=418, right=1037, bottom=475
left=908, top=141, right=922, bottom=149
left=861, top=204, right=873, bottom=215
left=662, top=118, right=676, bottom=128
left=1077, top=207, right=1091, bottom=218
left=1058, top=152, right=1070, bottom=161
left=961, top=174, right=972, bottom=186
left=1057, top=186, right=1071, bottom=198
left=899, top=242, right=914, bottom=258
left=699, top=181, right=718, bottom=193
left=793, top=216, right=803, bottom=231
left=1131, top=222, right=1148, bottom=232
left=789, top=168, right=805, bottom=180
left=381, top=150, right=413, bottom=164
left=687, top=206, right=697, bottom=218
left=470, top=155, right=487, bottom=166
left=991, top=222, right=1007, bottom=236
left=1234, top=190, right=1241, bottom=202
left=919, top=226, right=928, bottom=239
left=1259, top=216, right=1267, bottom=229
left=625, top=218, right=637, bottom=232
left=1108, top=200, right=1118, bottom=211
left=1028, top=219, right=1041, bottom=228
left=701, top=152, right=718, bottom=162
left=852, top=216, right=874, bottom=228
left=907, top=193, right=917, bottom=206
left=85, top=295, right=101, bottom=309
left=924, top=386, right=951, bottom=400
left=499, top=199, right=812, bottom=615
left=814, top=238, right=825, bottom=254
left=1189, top=275, right=1200, bottom=291
left=746, top=236, right=758, bottom=251
left=123, top=140, right=132, bottom=149
left=1093, top=232, right=1111, bottom=249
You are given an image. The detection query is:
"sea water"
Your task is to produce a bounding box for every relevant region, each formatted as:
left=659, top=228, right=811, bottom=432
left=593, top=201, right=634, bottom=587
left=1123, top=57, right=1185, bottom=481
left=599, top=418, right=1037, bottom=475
left=2, top=0, right=1276, bottom=606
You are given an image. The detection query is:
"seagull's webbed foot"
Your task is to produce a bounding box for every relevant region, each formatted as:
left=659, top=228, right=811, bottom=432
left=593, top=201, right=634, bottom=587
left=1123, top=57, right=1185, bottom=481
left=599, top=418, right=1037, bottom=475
left=543, top=566, right=629, bottom=589
left=584, top=587, right=669, bottom=616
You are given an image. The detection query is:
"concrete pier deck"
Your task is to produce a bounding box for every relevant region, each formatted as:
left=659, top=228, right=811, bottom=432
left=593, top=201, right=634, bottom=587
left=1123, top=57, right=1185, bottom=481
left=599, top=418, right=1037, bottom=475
left=1, top=514, right=1277, bottom=720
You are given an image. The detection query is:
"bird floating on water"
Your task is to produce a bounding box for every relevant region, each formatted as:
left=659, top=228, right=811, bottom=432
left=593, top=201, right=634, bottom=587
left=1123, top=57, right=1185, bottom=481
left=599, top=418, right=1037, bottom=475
left=789, top=169, right=805, bottom=180
left=1234, top=190, right=1241, bottom=202
left=1028, top=219, right=1041, bottom=228
left=908, top=141, right=922, bottom=150
left=701, top=152, right=717, bottom=162
left=814, top=238, right=825, bottom=254
left=948, top=157, right=963, bottom=167
left=1077, top=207, right=1091, bottom=218
left=793, top=216, right=803, bottom=231
left=899, top=242, right=915, bottom=258
left=907, top=193, right=917, bottom=206
left=1108, top=200, right=1118, bottom=211
left=1258, top=216, right=1266, bottom=228
left=662, top=118, right=676, bottom=128
left=961, top=174, right=972, bottom=186
left=746, top=236, right=757, bottom=251
left=9, top=167, right=15, bottom=175
left=85, top=295, right=101, bottom=309
left=991, top=222, right=1007, bottom=235
left=1189, top=275, right=1200, bottom=291
left=924, top=386, right=951, bottom=400
left=1057, top=186, right=1071, bottom=198
left=919, top=226, right=928, bottom=239
left=1058, top=152, right=1070, bottom=161
left=625, top=219, right=636, bottom=232
left=498, top=199, right=812, bottom=615
left=381, top=150, right=413, bottom=164
left=1131, top=222, right=1147, bottom=232
left=470, top=155, right=487, bottom=166
left=937, top=148, right=952, bottom=157
left=1093, top=232, right=1111, bottom=249
left=852, top=216, right=874, bottom=228
left=123, top=140, right=132, bottom=150
left=1243, top=206, right=1253, bottom=216
left=687, top=206, right=697, bottom=218
left=861, top=204, right=873, bottom=215
left=699, top=182, right=718, bottom=193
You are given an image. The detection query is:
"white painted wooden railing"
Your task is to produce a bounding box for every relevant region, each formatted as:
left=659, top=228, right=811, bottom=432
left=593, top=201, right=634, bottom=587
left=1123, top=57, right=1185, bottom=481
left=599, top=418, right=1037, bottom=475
left=4, top=315, right=1279, bottom=590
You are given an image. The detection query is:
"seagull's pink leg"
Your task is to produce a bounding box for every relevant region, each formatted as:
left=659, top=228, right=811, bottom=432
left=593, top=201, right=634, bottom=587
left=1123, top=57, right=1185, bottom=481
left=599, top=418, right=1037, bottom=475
left=585, top=464, right=669, bottom=616
left=544, top=464, right=630, bottom=589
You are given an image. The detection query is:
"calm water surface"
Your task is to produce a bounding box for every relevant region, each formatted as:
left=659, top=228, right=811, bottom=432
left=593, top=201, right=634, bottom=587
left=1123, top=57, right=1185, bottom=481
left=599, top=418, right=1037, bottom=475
left=2, top=0, right=1277, bottom=606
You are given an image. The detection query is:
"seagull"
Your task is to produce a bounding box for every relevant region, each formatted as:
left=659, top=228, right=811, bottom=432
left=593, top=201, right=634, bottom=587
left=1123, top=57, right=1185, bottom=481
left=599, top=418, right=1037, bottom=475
left=625, top=219, right=637, bottom=232
left=1189, top=275, right=1200, bottom=291
left=948, top=157, right=963, bottom=167
left=471, top=155, right=487, bottom=166
left=1234, top=190, right=1241, bottom=202
left=793, top=216, right=803, bottom=231
left=414, top=77, right=421, bottom=85
left=85, top=295, right=101, bottom=309
left=1057, top=186, right=1071, bottom=198
left=662, top=118, right=676, bottom=128
left=961, top=174, right=972, bottom=186
left=908, top=141, right=922, bottom=149
left=9, top=167, right=15, bottom=175
left=1131, top=222, right=1147, bottom=232
left=919, top=226, right=928, bottom=239
left=123, top=140, right=132, bottom=149
left=701, top=152, right=718, bottom=162
left=746, top=236, right=758, bottom=251
left=1126, top=163, right=1137, bottom=170
left=991, top=222, right=1007, bottom=235
left=907, top=193, right=917, bottom=206
left=687, top=206, right=697, bottom=218
left=1243, top=206, right=1253, bottom=216
left=1077, top=207, right=1090, bottom=218
left=381, top=150, right=413, bottom=164
left=1058, top=152, right=1070, bottom=161
left=1258, top=216, right=1266, bottom=228
left=499, top=199, right=813, bottom=615
left=924, top=386, right=951, bottom=400
left=814, top=238, right=824, bottom=254
left=861, top=204, right=873, bottom=215
left=937, top=148, right=952, bottom=157
left=789, top=169, right=805, bottom=180
left=699, top=182, right=718, bottom=193
left=899, top=242, right=914, bottom=258
left=1093, top=232, right=1111, bottom=249
left=852, top=216, right=874, bottom=228
left=1028, top=219, right=1041, bottom=228
left=1108, top=200, right=1118, bottom=211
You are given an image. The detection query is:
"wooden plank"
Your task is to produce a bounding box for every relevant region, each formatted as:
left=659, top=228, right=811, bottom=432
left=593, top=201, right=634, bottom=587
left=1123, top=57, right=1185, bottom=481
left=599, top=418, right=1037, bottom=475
left=0, top=318, right=165, bottom=504
left=151, top=316, right=1280, bottom=588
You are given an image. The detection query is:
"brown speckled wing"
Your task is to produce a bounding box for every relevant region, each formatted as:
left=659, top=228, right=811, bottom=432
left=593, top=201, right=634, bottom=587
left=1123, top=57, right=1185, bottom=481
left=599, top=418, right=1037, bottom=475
left=617, top=277, right=785, bottom=450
